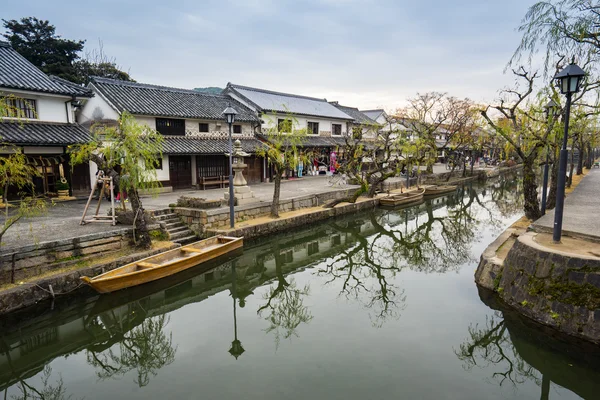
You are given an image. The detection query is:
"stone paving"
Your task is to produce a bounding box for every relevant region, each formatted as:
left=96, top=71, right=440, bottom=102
left=0, top=163, right=460, bottom=250
left=533, top=168, right=600, bottom=240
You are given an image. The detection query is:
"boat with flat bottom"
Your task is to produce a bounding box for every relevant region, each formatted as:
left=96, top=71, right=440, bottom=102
left=81, top=236, right=243, bottom=294
left=379, top=188, right=425, bottom=207
left=424, top=185, right=457, bottom=197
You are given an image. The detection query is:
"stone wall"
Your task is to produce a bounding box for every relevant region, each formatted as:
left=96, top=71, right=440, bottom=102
left=0, top=226, right=161, bottom=285
left=174, top=188, right=361, bottom=236
left=0, top=242, right=179, bottom=315
left=482, top=232, right=600, bottom=344
left=207, top=198, right=379, bottom=240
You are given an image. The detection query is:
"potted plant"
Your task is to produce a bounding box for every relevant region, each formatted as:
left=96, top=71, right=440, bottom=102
left=56, top=178, right=70, bottom=197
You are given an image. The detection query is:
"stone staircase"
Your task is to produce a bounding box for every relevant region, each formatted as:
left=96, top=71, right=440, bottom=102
left=152, top=209, right=197, bottom=245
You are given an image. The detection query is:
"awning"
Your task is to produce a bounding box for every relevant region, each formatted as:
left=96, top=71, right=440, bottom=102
left=162, top=136, right=265, bottom=155
left=25, top=155, right=66, bottom=166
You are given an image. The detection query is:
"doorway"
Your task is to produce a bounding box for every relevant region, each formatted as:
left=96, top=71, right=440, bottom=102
left=169, top=155, right=192, bottom=189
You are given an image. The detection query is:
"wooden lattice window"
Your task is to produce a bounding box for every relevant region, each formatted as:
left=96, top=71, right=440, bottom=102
left=308, top=122, right=319, bottom=135
left=156, top=118, right=185, bottom=136
left=199, top=123, right=209, bottom=132
left=5, top=97, right=37, bottom=119
left=332, top=123, right=342, bottom=136
left=233, top=124, right=242, bottom=134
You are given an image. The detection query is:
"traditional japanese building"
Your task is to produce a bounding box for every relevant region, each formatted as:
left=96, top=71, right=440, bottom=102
left=79, top=77, right=264, bottom=190
left=0, top=41, right=93, bottom=197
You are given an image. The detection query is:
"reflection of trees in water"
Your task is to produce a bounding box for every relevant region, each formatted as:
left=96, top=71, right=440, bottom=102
left=316, top=184, right=512, bottom=327
left=7, top=366, right=71, bottom=400
left=257, top=241, right=313, bottom=348
left=86, top=313, right=176, bottom=387
left=455, top=312, right=540, bottom=388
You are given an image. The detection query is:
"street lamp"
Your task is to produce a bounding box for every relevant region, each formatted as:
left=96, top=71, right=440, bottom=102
left=552, top=61, right=586, bottom=242
left=541, top=99, right=559, bottom=215
left=222, top=104, right=238, bottom=229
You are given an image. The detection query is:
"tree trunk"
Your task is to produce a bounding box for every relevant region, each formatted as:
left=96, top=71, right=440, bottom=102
left=522, top=156, right=541, bottom=221
left=567, top=146, right=575, bottom=187
left=127, top=188, right=151, bottom=249
left=271, top=172, right=282, bottom=218
left=577, top=135, right=584, bottom=175
left=547, top=156, right=558, bottom=210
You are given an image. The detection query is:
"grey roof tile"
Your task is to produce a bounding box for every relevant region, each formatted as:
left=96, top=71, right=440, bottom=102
left=162, top=136, right=265, bottom=154
left=226, top=83, right=354, bottom=120
left=331, top=103, right=377, bottom=124
left=0, top=121, right=91, bottom=145
left=0, top=41, right=91, bottom=97
left=256, top=133, right=347, bottom=148
left=91, top=77, right=259, bottom=122
left=360, top=109, right=385, bottom=121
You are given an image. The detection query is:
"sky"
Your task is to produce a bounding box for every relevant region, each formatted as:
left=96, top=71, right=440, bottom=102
left=2, top=0, right=538, bottom=111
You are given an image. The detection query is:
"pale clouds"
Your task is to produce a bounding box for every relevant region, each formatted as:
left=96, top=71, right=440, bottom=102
left=3, top=0, right=537, bottom=111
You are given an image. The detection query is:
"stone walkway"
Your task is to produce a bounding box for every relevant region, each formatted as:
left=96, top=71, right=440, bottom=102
left=0, top=163, right=470, bottom=250
left=533, top=168, right=600, bottom=240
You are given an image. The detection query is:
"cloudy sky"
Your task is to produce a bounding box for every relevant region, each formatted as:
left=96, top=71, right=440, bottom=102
left=3, top=0, right=537, bottom=110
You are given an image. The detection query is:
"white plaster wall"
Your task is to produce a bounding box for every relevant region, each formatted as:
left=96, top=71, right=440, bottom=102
left=261, top=112, right=349, bottom=136
left=133, top=115, right=157, bottom=129
left=155, top=154, right=170, bottom=181
left=78, top=91, right=119, bottom=124
left=1, top=89, right=72, bottom=123
left=184, top=118, right=254, bottom=137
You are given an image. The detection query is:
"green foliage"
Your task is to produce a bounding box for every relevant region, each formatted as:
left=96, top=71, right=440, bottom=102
left=149, top=229, right=169, bottom=241
left=2, top=17, right=133, bottom=84
left=2, top=17, right=84, bottom=83
left=69, top=111, right=164, bottom=194
left=55, top=180, right=69, bottom=191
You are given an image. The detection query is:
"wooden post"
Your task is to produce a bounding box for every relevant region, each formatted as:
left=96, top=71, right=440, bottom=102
left=80, top=179, right=97, bottom=225
left=110, top=177, right=116, bottom=226
left=94, top=180, right=106, bottom=217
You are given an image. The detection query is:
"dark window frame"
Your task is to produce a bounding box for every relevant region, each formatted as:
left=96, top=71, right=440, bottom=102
left=233, top=124, right=242, bottom=134
left=5, top=98, right=37, bottom=119
left=199, top=123, right=209, bottom=133
left=278, top=118, right=292, bottom=133
left=307, top=121, right=319, bottom=135
left=332, top=123, right=342, bottom=136
left=156, top=118, right=185, bottom=136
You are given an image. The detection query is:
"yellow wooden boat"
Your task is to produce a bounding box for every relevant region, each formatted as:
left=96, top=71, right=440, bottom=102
left=424, top=185, right=457, bottom=197
left=81, top=236, right=243, bottom=294
left=379, top=188, right=425, bottom=207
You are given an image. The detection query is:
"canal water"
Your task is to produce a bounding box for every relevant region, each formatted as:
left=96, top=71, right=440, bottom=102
left=2, top=175, right=599, bottom=400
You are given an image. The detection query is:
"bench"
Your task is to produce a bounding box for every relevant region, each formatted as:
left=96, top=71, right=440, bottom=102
left=594, top=162, right=599, bottom=168
left=199, top=175, right=229, bottom=190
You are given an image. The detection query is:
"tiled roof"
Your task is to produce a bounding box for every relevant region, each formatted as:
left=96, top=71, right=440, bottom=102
left=225, top=83, right=354, bottom=120
left=91, top=77, right=259, bottom=122
left=331, top=103, right=377, bottom=125
left=256, top=133, right=348, bottom=148
left=360, top=109, right=384, bottom=121
left=0, top=41, right=91, bottom=97
left=162, top=136, right=265, bottom=154
left=0, top=121, right=91, bottom=145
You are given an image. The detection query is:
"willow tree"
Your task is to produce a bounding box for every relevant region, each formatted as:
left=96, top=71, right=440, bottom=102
left=69, top=111, right=163, bottom=248
left=255, top=115, right=307, bottom=218
left=481, top=68, right=559, bottom=220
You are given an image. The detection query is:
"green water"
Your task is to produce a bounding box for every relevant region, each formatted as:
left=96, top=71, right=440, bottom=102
left=2, top=177, right=599, bottom=400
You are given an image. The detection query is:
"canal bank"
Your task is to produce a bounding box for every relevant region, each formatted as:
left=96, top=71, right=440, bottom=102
left=475, top=167, right=600, bottom=344
left=2, top=176, right=594, bottom=400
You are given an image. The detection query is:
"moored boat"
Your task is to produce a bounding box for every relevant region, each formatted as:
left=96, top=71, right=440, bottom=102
left=424, top=185, right=457, bottom=197
left=379, top=188, right=425, bottom=207
left=81, top=236, right=243, bottom=294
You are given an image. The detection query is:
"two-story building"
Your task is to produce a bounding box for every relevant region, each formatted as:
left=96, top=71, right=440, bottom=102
left=78, top=77, right=264, bottom=190
left=223, top=83, right=355, bottom=175
left=0, top=41, right=93, bottom=197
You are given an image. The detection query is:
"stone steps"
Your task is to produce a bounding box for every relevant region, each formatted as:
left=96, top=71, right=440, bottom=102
left=159, top=210, right=197, bottom=245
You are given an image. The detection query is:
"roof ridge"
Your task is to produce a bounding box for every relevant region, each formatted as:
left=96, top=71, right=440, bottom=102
left=228, top=83, right=328, bottom=102
left=360, top=108, right=384, bottom=112
left=92, top=76, right=231, bottom=98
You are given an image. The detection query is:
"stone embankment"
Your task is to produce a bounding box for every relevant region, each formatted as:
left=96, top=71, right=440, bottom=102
left=476, top=231, right=600, bottom=343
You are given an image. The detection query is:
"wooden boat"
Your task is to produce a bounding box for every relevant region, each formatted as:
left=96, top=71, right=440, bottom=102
left=379, top=188, right=425, bottom=207
left=424, top=185, right=457, bottom=197
left=81, top=236, right=243, bottom=294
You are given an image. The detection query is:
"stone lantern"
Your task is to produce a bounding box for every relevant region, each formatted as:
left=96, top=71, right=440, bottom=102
left=224, top=139, right=256, bottom=205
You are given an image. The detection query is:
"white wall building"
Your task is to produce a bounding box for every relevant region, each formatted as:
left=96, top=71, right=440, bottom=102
left=0, top=40, right=93, bottom=196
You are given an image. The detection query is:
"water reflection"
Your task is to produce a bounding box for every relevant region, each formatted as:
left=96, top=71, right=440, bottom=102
left=0, top=174, right=545, bottom=399
left=457, top=287, right=600, bottom=399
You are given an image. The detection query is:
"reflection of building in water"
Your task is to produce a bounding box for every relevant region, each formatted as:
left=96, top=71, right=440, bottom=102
left=0, top=192, right=458, bottom=392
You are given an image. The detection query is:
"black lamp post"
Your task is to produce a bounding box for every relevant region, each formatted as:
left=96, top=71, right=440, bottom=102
left=222, top=105, right=238, bottom=229
left=541, top=99, right=559, bottom=216
left=552, top=61, right=586, bottom=242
